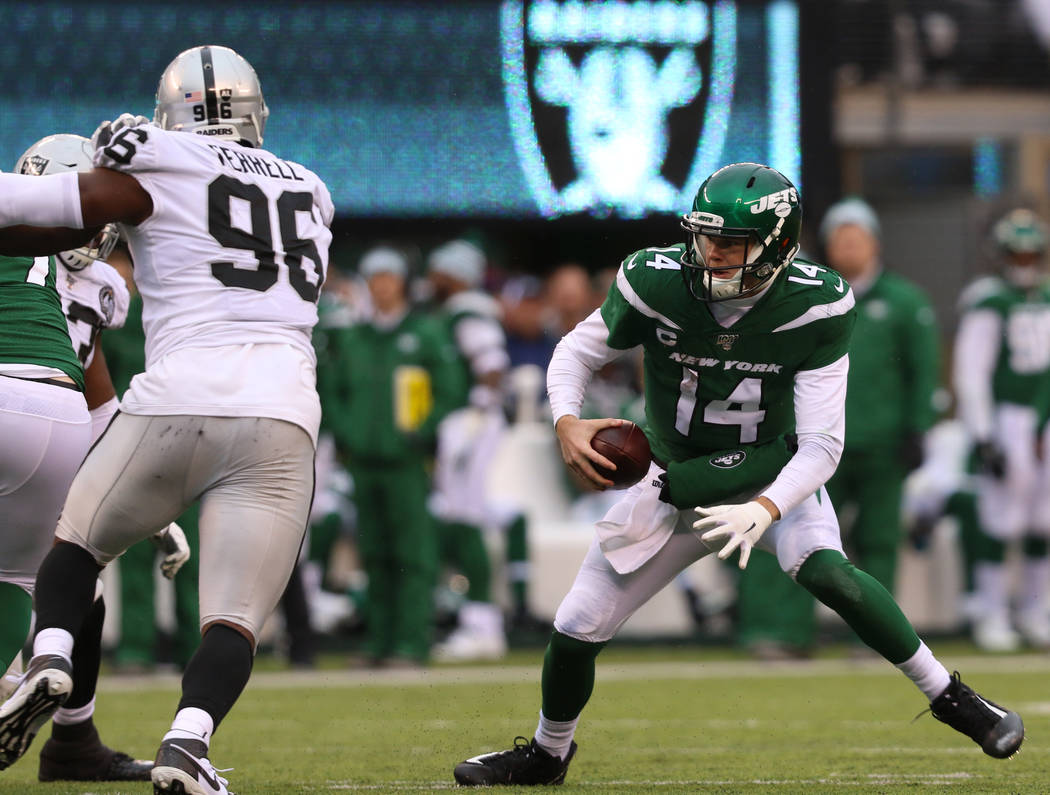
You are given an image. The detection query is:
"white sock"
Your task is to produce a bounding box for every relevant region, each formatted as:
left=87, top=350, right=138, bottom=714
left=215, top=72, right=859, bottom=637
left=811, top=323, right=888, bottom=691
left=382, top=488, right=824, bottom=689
left=32, top=628, right=74, bottom=665
left=534, top=710, right=578, bottom=761
left=974, top=562, right=1009, bottom=617
left=53, top=697, right=95, bottom=726
left=163, top=707, right=215, bottom=747
left=896, top=641, right=951, bottom=701
left=1020, top=556, right=1050, bottom=615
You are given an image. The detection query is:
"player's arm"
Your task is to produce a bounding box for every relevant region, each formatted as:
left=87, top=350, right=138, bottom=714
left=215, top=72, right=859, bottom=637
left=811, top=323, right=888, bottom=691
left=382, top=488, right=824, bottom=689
left=693, top=356, right=847, bottom=568
left=548, top=308, right=631, bottom=489
left=82, top=340, right=120, bottom=441
left=0, top=168, right=151, bottom=233
left=759, top=354, right=849, bottom=518
left=0, top=224, right=99, bottom=256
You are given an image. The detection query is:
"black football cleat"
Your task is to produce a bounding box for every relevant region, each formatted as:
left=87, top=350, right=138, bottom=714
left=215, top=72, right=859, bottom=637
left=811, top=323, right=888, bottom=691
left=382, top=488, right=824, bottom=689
left=0, top=654, right=72, bottom=770
left=151, top=737, right=233, bottom=794
left=930, top=671, right=1024, bottom=758
left=454, top=736, right=576, bottom=786
left=38, top=722, right=152, bottom=781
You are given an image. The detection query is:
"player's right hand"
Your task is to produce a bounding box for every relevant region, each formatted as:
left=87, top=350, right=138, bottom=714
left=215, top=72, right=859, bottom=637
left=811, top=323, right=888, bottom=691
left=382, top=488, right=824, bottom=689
left=90, top=113, right=151, bottom=150
left=554, top=415, right=623, bottom=491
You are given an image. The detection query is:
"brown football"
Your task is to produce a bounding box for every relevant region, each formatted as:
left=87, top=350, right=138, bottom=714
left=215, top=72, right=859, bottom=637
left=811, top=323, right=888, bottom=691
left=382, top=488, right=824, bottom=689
left=590, top=422, right=652, bottom=489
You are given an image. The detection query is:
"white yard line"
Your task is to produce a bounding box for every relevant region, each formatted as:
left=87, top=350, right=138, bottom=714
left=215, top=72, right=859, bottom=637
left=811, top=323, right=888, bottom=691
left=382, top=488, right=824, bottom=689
left=97, top=653, right=1050, bottom=693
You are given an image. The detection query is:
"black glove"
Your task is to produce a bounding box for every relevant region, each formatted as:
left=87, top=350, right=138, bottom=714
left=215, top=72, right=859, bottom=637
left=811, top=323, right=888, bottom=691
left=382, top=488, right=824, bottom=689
left=975, top=440, right=1007, bottom=479
left=656, top=472, right=673, bottom=504
left=900, top=431, right=925, bottom=473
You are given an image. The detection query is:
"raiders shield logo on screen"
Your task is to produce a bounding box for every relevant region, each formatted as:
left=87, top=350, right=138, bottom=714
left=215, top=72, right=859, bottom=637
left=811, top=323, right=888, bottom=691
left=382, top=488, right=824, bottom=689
left=500, top=0, right=738, bottom=218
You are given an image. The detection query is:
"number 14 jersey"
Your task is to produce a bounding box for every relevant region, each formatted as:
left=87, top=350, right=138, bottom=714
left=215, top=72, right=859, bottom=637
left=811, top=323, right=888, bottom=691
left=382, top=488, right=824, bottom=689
left=93, top=123, right=334, bottom=443
left=601, top=244, right=856, bottom=464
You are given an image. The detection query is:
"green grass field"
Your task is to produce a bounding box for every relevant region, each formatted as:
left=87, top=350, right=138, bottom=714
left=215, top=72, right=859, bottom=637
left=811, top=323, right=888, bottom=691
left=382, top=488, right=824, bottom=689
left=1, top=644, right=1045, bottom=794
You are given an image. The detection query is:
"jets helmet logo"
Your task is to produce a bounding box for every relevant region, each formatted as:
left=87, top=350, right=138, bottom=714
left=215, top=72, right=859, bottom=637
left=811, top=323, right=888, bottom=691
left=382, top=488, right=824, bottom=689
left=501, top=1, right=738, bottom=218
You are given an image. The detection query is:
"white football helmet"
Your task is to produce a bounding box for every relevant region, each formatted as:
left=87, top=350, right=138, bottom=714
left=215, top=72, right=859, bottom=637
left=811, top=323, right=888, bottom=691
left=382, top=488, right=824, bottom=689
left=15, top=134, right=119, bottom=271
left=154, top=45, right=269, bottom=147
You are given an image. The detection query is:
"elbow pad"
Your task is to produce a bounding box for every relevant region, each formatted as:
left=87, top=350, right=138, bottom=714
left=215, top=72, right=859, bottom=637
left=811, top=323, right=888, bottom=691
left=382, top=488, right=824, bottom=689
left=0, top=172, right=83, bottom=229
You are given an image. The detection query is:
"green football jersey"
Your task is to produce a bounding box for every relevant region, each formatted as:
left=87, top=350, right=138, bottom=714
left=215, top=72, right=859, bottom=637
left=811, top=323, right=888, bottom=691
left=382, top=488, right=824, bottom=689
left=958, top=276, right=1050, bottom=406
left=600, top=245, right=856, bottom=463
left=0, top=253, right=83, bottom=389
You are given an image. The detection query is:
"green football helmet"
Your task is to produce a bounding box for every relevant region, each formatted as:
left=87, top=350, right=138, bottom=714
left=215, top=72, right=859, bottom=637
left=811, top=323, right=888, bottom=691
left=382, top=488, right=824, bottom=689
left=680, top=162, right=802, bottom=302
left=993, top=208, right=1048, bottom=288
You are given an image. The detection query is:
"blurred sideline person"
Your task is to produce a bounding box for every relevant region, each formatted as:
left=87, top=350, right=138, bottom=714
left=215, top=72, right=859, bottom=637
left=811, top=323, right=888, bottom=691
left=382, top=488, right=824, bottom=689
left=452, top=163, right=1022, bottom=787
left=953, top=208, right=1050, bottom=651
left=0, top=44, right=332, bottom=795
left=427, top=240, right=536, bottom=659
left=735, top=198, right=941, bottom=658
left=1, top=134, right=189, bottom=783
left=318, top=245, right=458, bottom=667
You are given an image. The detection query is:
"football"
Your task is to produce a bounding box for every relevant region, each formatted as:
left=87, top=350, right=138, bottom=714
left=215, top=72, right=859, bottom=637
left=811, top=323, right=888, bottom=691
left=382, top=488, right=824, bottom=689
left=590, top=422, right=652, bottom=489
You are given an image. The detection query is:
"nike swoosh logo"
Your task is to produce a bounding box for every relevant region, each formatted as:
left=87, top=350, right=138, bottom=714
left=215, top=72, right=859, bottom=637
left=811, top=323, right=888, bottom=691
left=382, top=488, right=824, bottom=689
left=170, top=744, right=221, bottom=791
left=626, top=261, right=637, bottom=270
left=834, top=277, right=845, bottom=293
left=742, top=522, right=757, bottom=535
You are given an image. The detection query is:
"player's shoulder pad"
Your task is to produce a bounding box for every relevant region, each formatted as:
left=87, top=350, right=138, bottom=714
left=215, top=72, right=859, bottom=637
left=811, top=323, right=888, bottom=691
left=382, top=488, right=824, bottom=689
left=957, top=275, right=1006, bottom=312
left=616, top=242, right=687, bottom=297
left=779, top=257, right=854, bottom=303
left=91, top=120, right=160, bottom=173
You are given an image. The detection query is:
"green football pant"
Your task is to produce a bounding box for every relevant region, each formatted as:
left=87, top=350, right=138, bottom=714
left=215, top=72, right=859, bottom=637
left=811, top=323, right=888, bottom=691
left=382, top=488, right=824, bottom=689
left=351, top=461, right=437, bottom=661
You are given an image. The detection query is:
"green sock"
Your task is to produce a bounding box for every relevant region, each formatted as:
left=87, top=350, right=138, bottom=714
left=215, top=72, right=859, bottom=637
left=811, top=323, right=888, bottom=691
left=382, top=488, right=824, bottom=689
left=541, top=631, right=606, bottom=721
left=505, top=514, right=529, bottom=611
left=796, top=549, right=919, bottom=664
left=0, top=581, right=32, bottom=673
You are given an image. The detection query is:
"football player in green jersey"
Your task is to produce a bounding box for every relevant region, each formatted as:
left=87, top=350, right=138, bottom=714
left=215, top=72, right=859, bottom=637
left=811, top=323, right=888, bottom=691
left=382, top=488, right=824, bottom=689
left=453, top=163, right=1023, bottom=787
left=953, top=208, right=1050, bottom=651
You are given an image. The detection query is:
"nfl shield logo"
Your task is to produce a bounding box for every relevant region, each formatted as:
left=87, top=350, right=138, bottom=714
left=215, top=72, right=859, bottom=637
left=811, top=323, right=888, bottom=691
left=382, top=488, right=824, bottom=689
left=715, top=333, right=739, bottom=351
left=500, top=1, right=738, bottom=218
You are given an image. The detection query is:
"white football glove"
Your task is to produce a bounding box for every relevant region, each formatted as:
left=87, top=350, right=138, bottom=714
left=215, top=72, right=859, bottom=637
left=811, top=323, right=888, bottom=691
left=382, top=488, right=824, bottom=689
left=90, top=113, right=151, bottom=150
left=692, top=501, right=774, bottom=570
left=151, top=522, right=190, bottom=579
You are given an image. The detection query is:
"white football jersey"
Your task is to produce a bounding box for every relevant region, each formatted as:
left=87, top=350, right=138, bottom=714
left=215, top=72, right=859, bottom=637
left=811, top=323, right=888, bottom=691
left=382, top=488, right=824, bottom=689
left=56, top=257, right=130, bottom=368
left=93, top=124, right=334, bottom=442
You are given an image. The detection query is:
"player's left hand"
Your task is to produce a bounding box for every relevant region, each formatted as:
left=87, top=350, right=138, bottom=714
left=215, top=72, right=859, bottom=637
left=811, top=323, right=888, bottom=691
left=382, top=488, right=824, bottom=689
left=90, top=113, right=151, bottom=150
left=692, top=500, right=776, bottom=569
left=151, top=522, right=190, bottom=579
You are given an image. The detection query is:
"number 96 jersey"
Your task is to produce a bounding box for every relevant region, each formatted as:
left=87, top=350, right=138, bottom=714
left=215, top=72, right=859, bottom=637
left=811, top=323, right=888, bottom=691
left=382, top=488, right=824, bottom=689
left=92, top=122, right=334, bottom=443
left=93, top=123, right=332, bottom=366
left=601, top=244, right=856, bottom=464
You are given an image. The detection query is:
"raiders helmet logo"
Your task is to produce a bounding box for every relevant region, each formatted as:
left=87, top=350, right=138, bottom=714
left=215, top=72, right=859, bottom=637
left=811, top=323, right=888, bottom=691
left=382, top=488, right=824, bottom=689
left=710, top=450, right=746, bottom=469
left=98, top=286, right=115, bottom=325
left=500, top=0, right=737, bottom=218
left=19, top=154, right=50, bottom=176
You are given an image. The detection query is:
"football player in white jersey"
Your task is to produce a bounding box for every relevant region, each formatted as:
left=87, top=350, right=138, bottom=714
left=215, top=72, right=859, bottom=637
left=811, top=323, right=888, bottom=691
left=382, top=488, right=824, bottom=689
left=1, top=133, right=189, bottom=783
left=0, top=45, right=333, bottom=795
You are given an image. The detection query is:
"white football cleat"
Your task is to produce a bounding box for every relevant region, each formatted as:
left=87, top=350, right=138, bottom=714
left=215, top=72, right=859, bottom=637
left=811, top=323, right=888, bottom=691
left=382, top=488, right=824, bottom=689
left=433, top=627, right=508, bottom=662
left=0, top=654, right=72, bottom=769
left=1016, top=609, right=1050, bottom=649
left=972, top=613, right=1021, bottom=653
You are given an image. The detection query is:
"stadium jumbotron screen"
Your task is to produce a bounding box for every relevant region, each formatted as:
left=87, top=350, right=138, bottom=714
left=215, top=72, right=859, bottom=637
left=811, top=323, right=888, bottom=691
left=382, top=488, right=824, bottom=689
left=0, top=0, right=800, bottom=219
